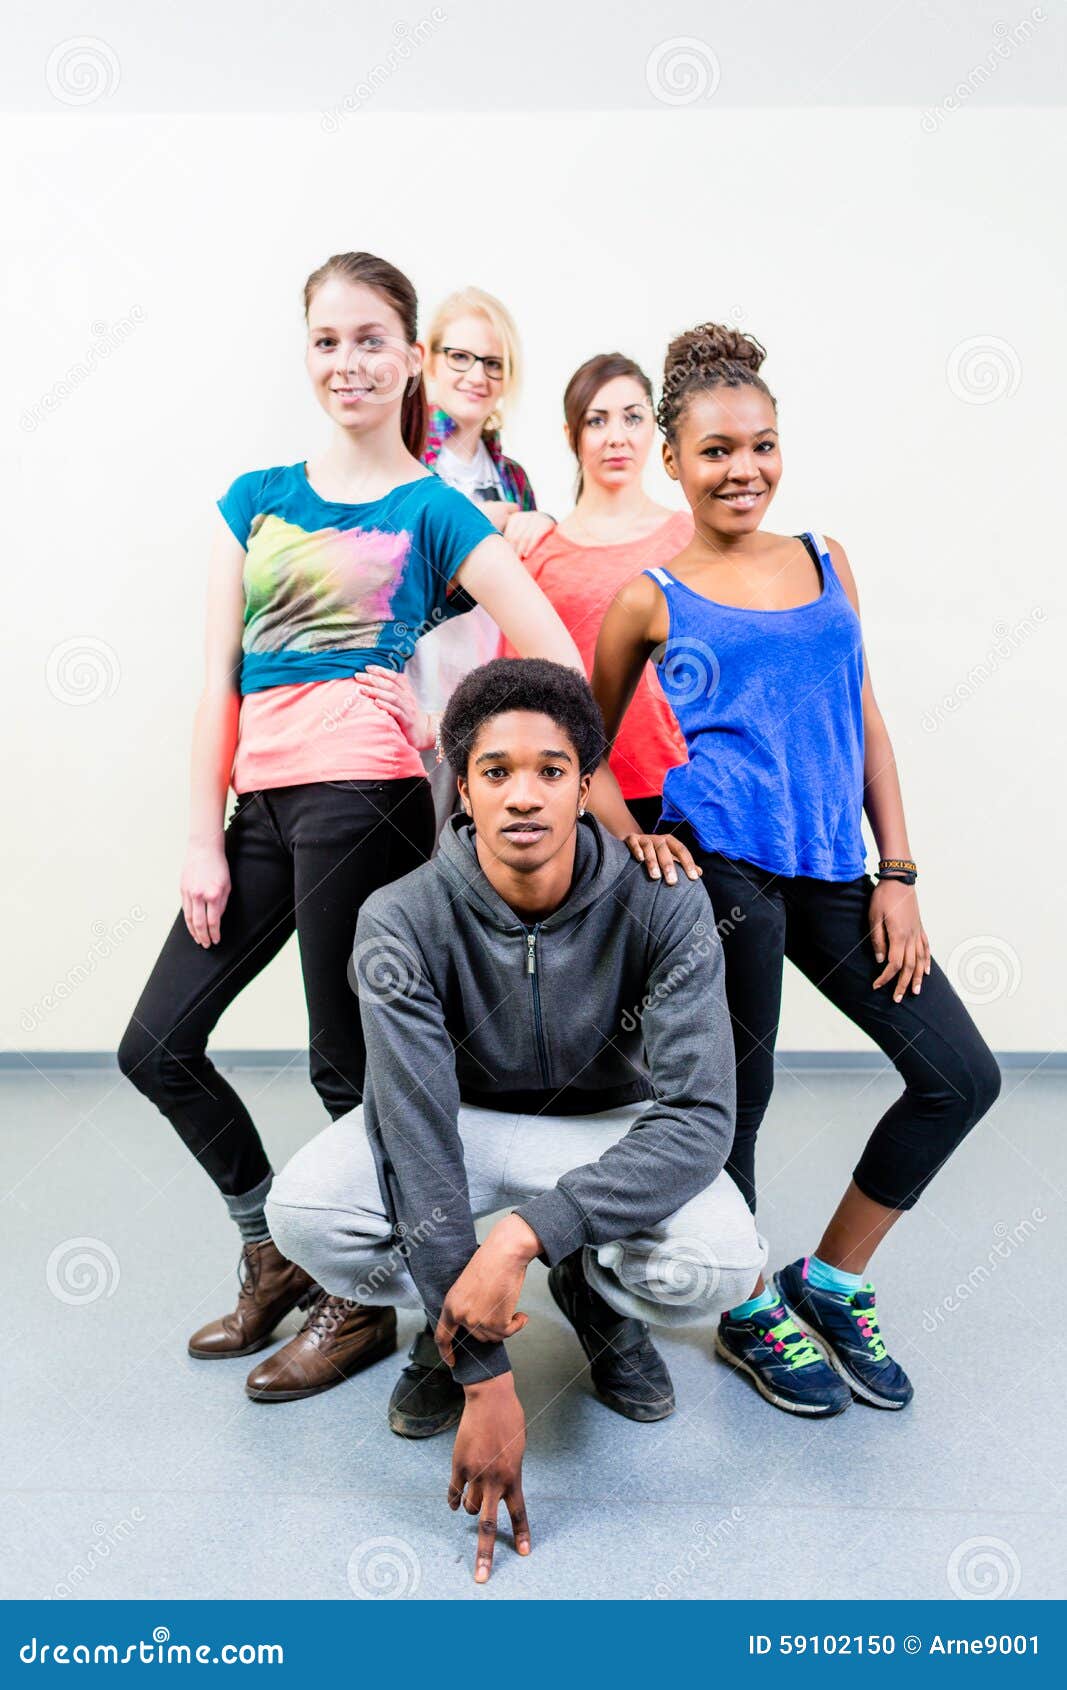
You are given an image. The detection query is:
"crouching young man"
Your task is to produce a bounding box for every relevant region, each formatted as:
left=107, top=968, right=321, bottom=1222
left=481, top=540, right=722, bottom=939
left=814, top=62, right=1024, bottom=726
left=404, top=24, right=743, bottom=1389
left=267, top=659, right=764, bottom=1582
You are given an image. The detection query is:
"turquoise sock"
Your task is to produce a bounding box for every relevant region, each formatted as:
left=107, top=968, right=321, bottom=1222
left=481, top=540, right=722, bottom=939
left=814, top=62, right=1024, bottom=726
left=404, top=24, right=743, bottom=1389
left=728, top=1286, right=779, bottom=1321
left=807, top=1253, right=865, bottom=1295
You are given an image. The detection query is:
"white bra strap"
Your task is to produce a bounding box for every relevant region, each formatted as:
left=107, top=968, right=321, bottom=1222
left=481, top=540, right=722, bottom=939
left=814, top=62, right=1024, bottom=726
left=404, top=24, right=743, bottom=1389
left=805, top=529, right=831, bottom=562
left=646, top=566, right=673, bottom=588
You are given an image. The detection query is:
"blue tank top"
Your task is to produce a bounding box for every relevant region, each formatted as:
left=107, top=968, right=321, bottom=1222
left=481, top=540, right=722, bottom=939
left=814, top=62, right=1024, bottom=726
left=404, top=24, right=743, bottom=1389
left=646, top=531, right=867, bottom=881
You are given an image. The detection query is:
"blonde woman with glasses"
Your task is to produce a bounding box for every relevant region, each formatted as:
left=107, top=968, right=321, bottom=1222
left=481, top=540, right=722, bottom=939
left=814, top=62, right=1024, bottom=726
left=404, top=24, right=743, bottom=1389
left=405, top=287, right=556, bottom=830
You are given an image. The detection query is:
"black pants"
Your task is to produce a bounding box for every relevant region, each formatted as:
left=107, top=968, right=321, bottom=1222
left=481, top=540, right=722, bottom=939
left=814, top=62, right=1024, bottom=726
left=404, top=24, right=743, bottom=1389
left=671, top=828, right=1002, bottom=1215
left=117, top=777, right=434, bottom=1197
left=626, top=794, right=667, bottom=834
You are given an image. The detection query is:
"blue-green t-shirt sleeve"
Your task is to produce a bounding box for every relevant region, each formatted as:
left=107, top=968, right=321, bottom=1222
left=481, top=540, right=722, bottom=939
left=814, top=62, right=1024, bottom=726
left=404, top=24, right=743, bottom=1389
left=217, top=470, right=265, bottom=547
left=424, top=482, right=496, bottom=586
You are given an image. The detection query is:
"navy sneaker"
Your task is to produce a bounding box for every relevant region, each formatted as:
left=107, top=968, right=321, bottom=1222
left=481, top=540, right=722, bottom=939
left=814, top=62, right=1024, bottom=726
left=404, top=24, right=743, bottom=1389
left=715, top=1299, right=851, bottom=1417
left=774, top=1258, right=914, bottom=1411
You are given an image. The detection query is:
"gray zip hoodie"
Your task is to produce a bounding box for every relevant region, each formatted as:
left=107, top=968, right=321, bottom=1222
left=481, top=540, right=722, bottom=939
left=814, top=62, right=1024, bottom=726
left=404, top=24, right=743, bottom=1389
left=356, top=813, right=736, bottom=1384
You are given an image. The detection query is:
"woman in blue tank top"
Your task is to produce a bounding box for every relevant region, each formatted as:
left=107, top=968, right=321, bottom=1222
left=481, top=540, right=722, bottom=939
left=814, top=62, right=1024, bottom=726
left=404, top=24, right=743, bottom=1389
left=591, top=323, right=1001, bottom=1420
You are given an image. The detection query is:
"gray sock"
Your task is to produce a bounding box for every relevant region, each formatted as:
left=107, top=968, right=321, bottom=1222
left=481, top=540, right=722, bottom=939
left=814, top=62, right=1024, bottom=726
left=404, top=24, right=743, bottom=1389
left=223, top=1171, right=274, bottom=1246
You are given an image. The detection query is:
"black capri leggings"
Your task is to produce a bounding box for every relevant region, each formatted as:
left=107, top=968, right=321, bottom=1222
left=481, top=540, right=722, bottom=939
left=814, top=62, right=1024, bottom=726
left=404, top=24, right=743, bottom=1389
left=670, top=826, right=1002, bottom=1215
left=117, top=776, right=434, bottom=1198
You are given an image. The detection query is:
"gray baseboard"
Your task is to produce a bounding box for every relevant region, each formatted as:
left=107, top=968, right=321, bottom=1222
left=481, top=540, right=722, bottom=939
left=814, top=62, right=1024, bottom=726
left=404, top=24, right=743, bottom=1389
left=1, top=1049, right=1063, bottom=1072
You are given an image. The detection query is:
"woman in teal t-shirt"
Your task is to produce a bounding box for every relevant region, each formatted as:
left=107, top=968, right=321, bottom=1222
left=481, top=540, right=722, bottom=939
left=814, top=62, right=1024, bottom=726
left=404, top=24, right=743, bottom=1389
left=117, top=250, right=591, bottom=1400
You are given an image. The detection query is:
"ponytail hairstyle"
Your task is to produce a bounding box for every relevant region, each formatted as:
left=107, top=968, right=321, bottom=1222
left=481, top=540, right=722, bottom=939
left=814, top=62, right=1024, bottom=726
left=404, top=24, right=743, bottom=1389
left=303, top=251, right=428, bottom=459
left=657, top=323, right=776, bottom=446
left=562, top=352, right=654, bottom=497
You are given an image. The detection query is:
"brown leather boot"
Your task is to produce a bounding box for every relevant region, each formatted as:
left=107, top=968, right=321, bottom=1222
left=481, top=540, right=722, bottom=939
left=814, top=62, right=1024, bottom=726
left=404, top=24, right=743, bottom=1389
left=187, top=1239, right=315, bottom=1360
left=245, top=1294, right=398, bottom=1401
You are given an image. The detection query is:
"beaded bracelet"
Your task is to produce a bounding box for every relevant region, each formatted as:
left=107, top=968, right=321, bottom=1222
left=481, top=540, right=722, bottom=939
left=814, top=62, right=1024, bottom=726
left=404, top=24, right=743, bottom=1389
left=433, top=713, right=445, bottom=766
left=877, top=857, right=917, bottom=885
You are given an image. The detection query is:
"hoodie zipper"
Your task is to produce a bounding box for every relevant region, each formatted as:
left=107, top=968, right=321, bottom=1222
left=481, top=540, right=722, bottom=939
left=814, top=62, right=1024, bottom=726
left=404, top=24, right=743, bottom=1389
left=524, top=924, right=551, bottom=1086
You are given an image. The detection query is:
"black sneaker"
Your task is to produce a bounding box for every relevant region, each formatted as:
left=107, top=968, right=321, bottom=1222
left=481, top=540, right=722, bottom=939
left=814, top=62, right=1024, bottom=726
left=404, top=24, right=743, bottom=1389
left=548, top=1248, right=675, bottom=1422
left=387, top=1323, right=465, bottom=1439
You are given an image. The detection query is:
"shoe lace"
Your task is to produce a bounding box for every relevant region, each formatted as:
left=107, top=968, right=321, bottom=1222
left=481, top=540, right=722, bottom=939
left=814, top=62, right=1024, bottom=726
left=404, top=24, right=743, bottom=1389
left=766, top=1314, right=823, bottom=1371
left=850, top=1292, right=887, bottom=1361
left=302, top=1291, right=356, bottom=1339
left=236, top=1243, right=263, bottom=1300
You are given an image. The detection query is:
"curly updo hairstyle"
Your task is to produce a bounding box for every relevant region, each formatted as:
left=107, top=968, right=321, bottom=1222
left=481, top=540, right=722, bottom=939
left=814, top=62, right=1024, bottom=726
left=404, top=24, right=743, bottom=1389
left=656, top=323, right=776, bottom=445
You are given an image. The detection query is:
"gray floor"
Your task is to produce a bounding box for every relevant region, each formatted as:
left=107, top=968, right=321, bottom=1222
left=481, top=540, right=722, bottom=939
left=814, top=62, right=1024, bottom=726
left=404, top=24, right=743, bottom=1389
left=3, top=1062, right=1065, bottom=1602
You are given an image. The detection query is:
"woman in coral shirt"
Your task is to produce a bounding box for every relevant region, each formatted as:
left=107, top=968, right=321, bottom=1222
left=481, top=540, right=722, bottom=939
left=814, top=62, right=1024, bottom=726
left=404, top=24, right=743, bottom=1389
left=503, top=353, right=690, bottom=831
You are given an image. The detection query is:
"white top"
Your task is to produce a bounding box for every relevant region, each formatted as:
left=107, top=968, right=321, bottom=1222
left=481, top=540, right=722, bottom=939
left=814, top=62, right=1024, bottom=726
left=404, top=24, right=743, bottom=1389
left=405, top=436, right=508, bottom=717
left=436, top=438, right=507, bottom=505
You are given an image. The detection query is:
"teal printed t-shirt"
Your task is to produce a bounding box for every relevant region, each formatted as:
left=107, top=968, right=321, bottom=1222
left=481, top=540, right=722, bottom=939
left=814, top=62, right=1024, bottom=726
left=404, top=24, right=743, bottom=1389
left=217, top=463, right=496, bottom=695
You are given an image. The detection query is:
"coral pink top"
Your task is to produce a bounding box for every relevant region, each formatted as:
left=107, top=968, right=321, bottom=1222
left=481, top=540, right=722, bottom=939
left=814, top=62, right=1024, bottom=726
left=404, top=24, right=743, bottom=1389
left=503, top=512, right=692, bottom=800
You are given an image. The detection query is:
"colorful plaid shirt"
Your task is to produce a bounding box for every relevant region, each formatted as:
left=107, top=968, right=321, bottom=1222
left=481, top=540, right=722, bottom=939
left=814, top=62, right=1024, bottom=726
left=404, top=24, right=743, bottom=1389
left=422, top=406, right=537, bottom=511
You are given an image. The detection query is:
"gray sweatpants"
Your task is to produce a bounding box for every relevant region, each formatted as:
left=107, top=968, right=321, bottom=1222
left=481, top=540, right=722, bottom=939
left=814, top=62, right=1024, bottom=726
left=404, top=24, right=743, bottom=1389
left=267, top=1100, right=766, bottom=1328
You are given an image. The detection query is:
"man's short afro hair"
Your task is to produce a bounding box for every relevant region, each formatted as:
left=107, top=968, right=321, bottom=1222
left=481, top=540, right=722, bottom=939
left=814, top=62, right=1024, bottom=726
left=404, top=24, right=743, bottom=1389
left=440, top=657, right=607, bottom=780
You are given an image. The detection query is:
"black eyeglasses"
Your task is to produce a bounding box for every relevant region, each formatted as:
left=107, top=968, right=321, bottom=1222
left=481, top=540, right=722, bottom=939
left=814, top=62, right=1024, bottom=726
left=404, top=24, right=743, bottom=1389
left=436, top=345, right=505, bottom=381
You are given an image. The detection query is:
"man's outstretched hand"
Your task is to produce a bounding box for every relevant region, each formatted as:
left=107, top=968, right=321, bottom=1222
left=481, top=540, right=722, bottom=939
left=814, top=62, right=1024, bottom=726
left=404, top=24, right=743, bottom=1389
left=435, top=1213, right=542, bottom=1367
left=450, top=1374, right=530, bottom=1583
